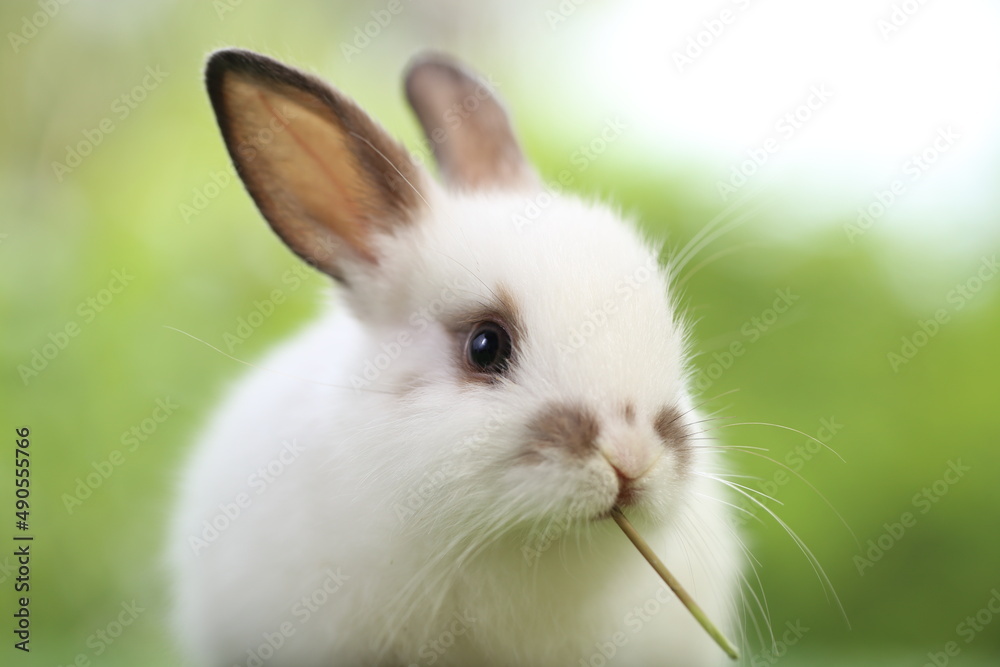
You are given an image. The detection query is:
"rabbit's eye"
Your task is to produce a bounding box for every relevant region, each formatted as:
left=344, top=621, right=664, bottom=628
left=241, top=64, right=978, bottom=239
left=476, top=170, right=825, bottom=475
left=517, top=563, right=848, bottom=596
left=467, top=322, right=512, bottom=374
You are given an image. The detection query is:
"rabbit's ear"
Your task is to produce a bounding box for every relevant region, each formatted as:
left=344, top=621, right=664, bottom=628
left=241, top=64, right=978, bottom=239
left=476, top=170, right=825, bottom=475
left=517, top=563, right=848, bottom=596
left=405, top=53, right=537, bottom=192
left=206, top=49, right=428, bottom=282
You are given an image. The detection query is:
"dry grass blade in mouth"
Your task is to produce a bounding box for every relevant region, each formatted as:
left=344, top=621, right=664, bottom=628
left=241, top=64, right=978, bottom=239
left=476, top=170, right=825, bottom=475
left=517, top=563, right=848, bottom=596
left=610, top=506, right=740, bottom=661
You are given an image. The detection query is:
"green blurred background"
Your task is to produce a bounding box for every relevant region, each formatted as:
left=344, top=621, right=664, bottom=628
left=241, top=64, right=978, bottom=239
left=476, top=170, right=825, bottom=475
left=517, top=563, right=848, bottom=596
left=1, top=1, right=998, bottom=665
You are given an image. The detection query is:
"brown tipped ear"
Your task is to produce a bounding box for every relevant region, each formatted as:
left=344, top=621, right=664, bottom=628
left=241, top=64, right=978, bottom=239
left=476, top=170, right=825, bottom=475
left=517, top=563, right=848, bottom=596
left=404, top=52, right=537, bottom=192
left=205, top=49, right=427, bottom=282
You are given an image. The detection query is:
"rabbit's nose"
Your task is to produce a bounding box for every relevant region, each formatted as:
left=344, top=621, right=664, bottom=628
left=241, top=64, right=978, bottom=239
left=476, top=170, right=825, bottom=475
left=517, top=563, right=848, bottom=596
left=597, top=433, right=661, bottom=482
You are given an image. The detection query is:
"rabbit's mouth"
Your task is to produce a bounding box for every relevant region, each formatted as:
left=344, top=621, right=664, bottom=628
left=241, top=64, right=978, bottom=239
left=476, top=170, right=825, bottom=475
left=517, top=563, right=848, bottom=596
left=591, top=476, right=647, bottom=521
left=612, top=469, right=641, bottom=508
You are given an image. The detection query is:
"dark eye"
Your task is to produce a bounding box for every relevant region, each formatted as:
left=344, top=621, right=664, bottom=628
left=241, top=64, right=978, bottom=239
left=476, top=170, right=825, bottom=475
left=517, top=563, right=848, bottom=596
left=466, top=322, right=512, bottom=374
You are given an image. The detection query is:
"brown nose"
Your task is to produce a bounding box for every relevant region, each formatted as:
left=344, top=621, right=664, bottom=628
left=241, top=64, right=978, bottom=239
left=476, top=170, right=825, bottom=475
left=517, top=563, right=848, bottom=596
left=612, top=466, right=639, bottom=507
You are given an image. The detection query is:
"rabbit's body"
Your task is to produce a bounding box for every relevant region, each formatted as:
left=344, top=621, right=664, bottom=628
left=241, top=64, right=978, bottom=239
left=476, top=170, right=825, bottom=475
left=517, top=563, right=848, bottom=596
left=171, top=50, right=739, bottom=666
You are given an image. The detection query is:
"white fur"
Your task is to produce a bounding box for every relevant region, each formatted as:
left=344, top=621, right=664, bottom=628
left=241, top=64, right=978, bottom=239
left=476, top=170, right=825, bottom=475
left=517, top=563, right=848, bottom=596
left=170, top=189, right=740, bottom=666
left=171, top=51, right=740, bottom=665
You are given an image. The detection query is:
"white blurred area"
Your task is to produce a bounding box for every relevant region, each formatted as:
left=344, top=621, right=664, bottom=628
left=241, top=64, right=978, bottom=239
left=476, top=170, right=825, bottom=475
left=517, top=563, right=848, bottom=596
left=378, top=0, right=1000, bottom=260
left=53, top=0, right=998, bottom=259
left=595, top=0, right=1000, bottom=252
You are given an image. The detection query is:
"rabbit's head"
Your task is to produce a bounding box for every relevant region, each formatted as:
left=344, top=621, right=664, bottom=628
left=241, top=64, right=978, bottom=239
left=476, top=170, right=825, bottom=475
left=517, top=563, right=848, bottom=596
left=207, top=49, right=699, bottom=541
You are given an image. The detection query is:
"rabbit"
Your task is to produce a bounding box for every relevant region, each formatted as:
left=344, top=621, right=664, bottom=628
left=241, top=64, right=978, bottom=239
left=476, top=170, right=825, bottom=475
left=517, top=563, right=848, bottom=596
left=169, top=48, right=741, bottom=667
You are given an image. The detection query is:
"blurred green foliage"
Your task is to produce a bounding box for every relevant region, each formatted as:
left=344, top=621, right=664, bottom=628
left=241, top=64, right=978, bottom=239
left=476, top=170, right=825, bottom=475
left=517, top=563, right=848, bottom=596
left=1, top=1, right=997, bottom=665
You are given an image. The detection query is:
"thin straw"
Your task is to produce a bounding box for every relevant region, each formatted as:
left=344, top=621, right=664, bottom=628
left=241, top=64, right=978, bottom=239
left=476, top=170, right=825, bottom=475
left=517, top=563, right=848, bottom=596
left=611, top=506, right=739, bottom=661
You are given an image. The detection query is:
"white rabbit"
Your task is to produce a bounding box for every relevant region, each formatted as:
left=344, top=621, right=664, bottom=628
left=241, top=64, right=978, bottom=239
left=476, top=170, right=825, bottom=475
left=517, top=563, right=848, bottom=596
left=170, top=49, right=740, bottom=666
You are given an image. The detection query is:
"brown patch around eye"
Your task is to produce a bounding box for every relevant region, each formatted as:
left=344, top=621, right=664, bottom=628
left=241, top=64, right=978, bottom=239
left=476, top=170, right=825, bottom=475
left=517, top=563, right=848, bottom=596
left=523, top=404, right=599, bottom=462
left=457, top=283, right=521, bottom=340
left=653, top=406, right=693, bottom=467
